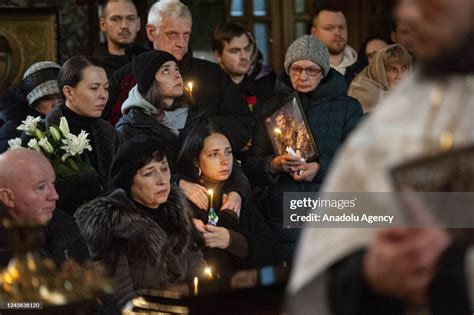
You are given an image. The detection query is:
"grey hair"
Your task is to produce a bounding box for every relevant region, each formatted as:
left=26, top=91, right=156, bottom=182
left=147, top=0, right=192, bottom=29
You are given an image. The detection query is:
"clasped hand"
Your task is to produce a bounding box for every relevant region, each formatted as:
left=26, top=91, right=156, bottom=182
left=180, top=180, right=241, bottom=216
left=270, top=154, right=319, bottom=182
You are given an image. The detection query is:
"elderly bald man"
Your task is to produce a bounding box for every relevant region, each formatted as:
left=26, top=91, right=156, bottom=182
left=0, top=148, right=89, bottom=267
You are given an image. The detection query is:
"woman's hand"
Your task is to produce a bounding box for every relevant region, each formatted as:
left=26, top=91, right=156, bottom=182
left=221, top=191, right=242, bottom=217
left=290, top=161, right=320, bottom=182
left=270, top=154, right=306, bottom=174
left=179, top=179, right=208, bottom=209
left=202, top=225, right=230, bottom=249
left=192, top=218, right=206, bottom=233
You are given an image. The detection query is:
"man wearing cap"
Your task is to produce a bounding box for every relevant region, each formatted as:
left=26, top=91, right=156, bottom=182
left=244, top=35, right=362, bottom=262
left=0, top=61, right=61, bottom=153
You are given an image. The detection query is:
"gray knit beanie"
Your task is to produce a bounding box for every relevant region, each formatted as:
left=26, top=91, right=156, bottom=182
left=284, top=35, right=330, bottom=77
left=21, top=61, right=60, bottom=107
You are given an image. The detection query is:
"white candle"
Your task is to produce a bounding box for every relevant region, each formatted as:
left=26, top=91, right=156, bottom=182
left=193, top=276, right=199, bottom=295
left=207, top=189, right=213, bottom=210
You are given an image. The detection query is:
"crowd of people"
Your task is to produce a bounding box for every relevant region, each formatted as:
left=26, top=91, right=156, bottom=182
left=0, top=0, right=472, bottom=314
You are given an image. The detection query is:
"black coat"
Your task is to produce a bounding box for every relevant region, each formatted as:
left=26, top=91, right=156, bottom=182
left=189, top=180, right=281, bottom=276
left=0, top=85, right=41, bottom=153
left=93, top=43, right=130, bottom=79
left=321, top=245, right=472, bottom=315
left=116, top=104, right=209, bottom=153
left=243, top=69, right=363, bottom=261
left=75, top=188, right=206, bottom=310
left=105, top=48, right=253, bottom=150
left=40, top=105, right=121, bottom=214
left=0, top=208, right=90, bottom=268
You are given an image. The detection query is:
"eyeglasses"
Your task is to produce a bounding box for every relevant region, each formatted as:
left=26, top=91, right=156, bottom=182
left=289, top=66, right=322, bottom=77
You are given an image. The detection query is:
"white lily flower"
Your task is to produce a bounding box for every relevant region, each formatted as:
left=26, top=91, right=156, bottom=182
left=59, top=117, right=70, bottom=137
left=49, top=126, right=61, bottom=141
left=61, top=153, right=71, bottom=162
left=38, top=137, right=54, bottom=154
left=17, top=116, right=41, bottom=135
left=7, top=138, right=22, bottom=150
left=27, top=138, right=42, bottom=153
left=61, top=130, right=92, bottom=156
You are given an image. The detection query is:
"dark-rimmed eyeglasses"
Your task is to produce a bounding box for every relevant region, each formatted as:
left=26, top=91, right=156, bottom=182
left=289, top=66, right=322, bottom=77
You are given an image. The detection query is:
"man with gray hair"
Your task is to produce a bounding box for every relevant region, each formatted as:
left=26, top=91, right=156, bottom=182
left=106, top=0, right=253, bottom=153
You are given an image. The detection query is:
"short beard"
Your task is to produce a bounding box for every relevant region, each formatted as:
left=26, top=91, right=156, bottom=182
left=327, top=45, right=345, bottom=56
left=419, top=31, right=474, bottom=79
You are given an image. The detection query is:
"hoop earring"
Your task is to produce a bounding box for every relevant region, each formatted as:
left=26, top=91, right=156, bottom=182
left=196, top=166, right=202, bottom=177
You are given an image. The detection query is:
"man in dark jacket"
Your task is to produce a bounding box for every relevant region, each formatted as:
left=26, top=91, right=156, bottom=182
left=104, top=0, right=252, bottom=151
left=0, top=148, right=90, bottom=267
left=310, top=5, right=363, bottom=84
left=93, top=0, right=141, bottom=79
left=212, top=22, right=274, bottom=114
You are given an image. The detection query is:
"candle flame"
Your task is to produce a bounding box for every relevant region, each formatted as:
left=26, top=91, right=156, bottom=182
left=204, top=267, right=213, bottom=278
left=274, top=128, right=282, bottom=136
left=193, top=276, right=199, bottom=295
left=207, top=189, right=213, bottom=196
left=187, top=81, right=193, bottom=91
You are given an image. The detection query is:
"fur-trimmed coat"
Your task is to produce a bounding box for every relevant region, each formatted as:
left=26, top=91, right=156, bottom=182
left=74, top=188, right=206, bottom=310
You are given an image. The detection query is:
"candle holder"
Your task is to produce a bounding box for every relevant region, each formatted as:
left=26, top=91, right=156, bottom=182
left=188, top=267, right=222, bottom=297
left=207, top=189, right=218, bottom=226
left=0, top=218, right=113, bottom=313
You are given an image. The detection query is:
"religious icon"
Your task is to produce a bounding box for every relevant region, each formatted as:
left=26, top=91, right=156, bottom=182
left=264, top=93, right=318, bottom=162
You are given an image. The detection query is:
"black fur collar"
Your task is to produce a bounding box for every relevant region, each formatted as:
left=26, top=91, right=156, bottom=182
left=74, top=187, right=193, bottom=266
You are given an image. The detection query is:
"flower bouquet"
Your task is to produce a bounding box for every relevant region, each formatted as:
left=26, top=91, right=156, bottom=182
left=9, top=116, right=102, bottom=214
left=9, top=115, right=94, bottom=177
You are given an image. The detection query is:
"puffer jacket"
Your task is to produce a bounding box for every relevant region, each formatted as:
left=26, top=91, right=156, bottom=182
left=244, top=69, right=363, bottom=261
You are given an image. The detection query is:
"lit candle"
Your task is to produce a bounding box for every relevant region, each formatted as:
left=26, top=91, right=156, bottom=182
left=186, top=81, right=193, bottom=95
left=274, top=128, right=283, bottom=138
left=193, top=276, right=199, bottom=295
left=208, top=189, right=214, bottom=210
left=207, top=189, right=219, bottom=226
left=204, top=267, right=213, bottom=279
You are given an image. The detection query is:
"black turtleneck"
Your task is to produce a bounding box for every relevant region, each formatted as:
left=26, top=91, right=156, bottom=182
left=132, top=199, right=158, bottom=218
left=61, top=103, right=99, bottom=171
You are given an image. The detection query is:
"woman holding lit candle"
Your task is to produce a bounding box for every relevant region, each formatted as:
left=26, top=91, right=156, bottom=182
left=116, top=50, right=249, bottom=217
left=175, top=125, right=281, bottom=276
left=244, top=35, right=362, bottom=262
left=75, top=136, right=206, bottom=311
left=116, top=50, right=207, bottom=145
